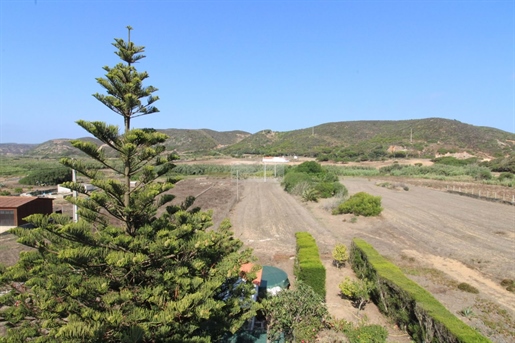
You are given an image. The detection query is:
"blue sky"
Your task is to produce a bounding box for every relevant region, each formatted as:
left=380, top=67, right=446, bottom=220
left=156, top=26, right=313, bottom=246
left=1, top=0, right=514, bottom=144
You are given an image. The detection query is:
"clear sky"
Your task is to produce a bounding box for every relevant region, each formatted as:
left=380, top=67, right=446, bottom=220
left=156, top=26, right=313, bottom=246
left=1, top=0, right=514, bottom=144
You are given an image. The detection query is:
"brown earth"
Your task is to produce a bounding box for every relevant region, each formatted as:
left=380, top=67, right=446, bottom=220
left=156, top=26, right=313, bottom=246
left=1, top=168, right=514, bottom=342
left=162, top=175, right=514, bottom=342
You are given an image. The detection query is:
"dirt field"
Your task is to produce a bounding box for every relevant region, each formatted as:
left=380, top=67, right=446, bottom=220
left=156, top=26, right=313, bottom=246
left=162, top=175, right=514, bottom=342
left=1, top=172, right=514, bottom=342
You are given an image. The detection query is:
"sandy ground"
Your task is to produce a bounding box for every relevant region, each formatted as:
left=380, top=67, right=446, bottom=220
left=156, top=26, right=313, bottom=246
left=1, top=172, right=514, bottom=342
left=226, top=177, right=514, bottom=343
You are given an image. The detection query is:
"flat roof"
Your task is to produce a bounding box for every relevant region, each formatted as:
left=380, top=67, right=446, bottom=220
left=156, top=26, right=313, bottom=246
left=0, top=196, right=53, bottom=209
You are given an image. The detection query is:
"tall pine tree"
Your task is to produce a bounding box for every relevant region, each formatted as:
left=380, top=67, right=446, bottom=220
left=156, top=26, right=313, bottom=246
left=0, top=27, right=257, bottom=342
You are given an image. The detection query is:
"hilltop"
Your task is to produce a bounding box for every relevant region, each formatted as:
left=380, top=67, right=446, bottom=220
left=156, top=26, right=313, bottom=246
left=222, top=118, right=514, bottom=160
left=0, top=118, right=513, bottom=160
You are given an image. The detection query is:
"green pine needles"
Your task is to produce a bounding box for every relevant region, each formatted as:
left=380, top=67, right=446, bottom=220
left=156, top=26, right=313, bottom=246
left=0, top=27, right=257, bottom=342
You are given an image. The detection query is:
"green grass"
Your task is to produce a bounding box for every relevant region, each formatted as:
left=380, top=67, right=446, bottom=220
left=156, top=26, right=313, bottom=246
left=0, top=157, right=62, bottom=177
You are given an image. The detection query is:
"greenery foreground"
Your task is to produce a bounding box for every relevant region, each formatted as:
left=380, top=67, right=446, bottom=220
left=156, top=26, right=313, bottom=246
left=1, top=28, right=514, bottom=343
left=0, top=27, right=258, bottom=342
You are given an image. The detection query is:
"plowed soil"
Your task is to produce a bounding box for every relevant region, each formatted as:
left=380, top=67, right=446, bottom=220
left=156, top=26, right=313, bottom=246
left=1, top=174, right=514, bottom=342
left=172, top=176, right=514, bottom=342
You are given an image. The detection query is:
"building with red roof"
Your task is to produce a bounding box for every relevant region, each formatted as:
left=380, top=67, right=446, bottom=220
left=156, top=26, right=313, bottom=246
left=0, top=196, right=54, bottom=231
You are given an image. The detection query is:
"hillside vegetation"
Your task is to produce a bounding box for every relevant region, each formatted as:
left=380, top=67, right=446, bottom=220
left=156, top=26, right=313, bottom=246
left=1, top=118, right=513, bottom=160
left=223, top=118, right=515, bottom=160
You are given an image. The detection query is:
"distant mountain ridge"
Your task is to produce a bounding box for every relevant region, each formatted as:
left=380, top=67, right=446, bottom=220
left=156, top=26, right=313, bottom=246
left=0, top=143, right=38, bottom=156
left=0, top=118, right=513, bottom=159
left=222, top=118, right=515, bottom=159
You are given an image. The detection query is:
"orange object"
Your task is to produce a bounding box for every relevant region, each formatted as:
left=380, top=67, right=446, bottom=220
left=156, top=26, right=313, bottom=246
left=240, top=263, right=262, bottom=286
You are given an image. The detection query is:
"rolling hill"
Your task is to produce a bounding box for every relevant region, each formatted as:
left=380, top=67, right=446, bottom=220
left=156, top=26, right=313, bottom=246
left=0, top=118, right=513, bottom=160
left=221, top=118, right=515, bottom=160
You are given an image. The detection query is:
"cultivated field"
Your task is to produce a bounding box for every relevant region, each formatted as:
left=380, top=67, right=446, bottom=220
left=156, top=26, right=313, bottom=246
left=166, top=175, right=514, bottom=342
left=1, top=167, right=514, bottom=342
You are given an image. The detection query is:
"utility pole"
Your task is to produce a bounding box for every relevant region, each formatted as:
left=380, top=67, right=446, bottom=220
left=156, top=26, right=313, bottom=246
left=410, top=128, right=413, bottom=144
left=72, top=168, right=78, bottom=223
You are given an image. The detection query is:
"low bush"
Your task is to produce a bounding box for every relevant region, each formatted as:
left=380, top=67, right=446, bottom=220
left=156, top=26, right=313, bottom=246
left=314, top=181, right=345, bottom=198
left=333, top=192, right=383, bottom=216
left=295, top=161, right=324, bottom=174
left=18, top=166, right=72, bottom=186
left=457, top=282, right=479, bottom=294
left=500, top=278, right=514, bottom=293
left=282, top=162, right=346, bottom=201
left=459, top=307, right=475, bottom=319
left=301, top=187, right=319, bottom=202
left=498, top=172, right=514, bottom=182
left=432, top=156, right=478, bottom=166
left=332, top=243, right=349, bottom=268
left=328, top=319, right=388, bottom=343
left=282, top=172, right=312, bottom=192
left=346, top=324, right=388, bottom=343
left=338, top=277, right=375, bottom=311
left=262, top=281, right=329, bottom=343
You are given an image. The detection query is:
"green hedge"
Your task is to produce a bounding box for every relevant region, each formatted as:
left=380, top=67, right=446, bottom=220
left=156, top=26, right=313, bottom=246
left=350, top=238, right=491, bottom=343
left=294, top=232, right=326, bottom=299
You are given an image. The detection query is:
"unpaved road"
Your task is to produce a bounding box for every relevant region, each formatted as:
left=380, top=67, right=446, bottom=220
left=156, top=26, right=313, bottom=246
left=229, top=179, right=333, bottom=259
left=228, top=177, right=515, bottom=342
left=2, top=175, right=513, bottom=341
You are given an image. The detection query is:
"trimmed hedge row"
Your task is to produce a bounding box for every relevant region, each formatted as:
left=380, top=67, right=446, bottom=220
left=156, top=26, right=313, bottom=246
left=294, top=232, right=326, bottom=299
left=350, top=238, right=491, bottom=343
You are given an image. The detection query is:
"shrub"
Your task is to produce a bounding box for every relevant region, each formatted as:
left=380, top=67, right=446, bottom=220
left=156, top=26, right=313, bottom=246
left=433, top=156, right=477, bottom=166
left=295, top=161, right=323, bottom=174
left=18, top=166, right=72, bottom=185
left=457, top=282, right=479, bottom=294
left=338, top=277, right=375, bottom=311
left=328, top=319, right=388, bottom=343
left=499, top=172, right=514, bottom=181
left=314, top=181, right=344, bottom=198
left=346, top=324, right=388, bottom=343
left=302, top=187, right=319, bottom=202
left=263, top=281, right=329, bottom=343
left=333, top=192, right=383, bottom=216
left=332, top=244, right=349, bottom=268
left=336, top=184, right=349, bottom=199
left=459, top=307, right=475, bottom=319
left=282, top=172, right=312, bottom=192
left=291, top=180, right=312, bottom=196
left=501, top=279, right=514, bottom=292
left=318, top=172, right=339, bottom=183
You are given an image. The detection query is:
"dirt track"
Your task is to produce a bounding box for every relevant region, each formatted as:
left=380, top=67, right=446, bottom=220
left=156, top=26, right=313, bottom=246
left=226, top=177, right=515, bottom=342
left=1, top=175, right=513, bottom=341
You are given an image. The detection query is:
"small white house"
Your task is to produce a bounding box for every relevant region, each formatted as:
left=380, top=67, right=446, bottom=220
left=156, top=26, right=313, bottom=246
left=57, top=183, right=96, bottom=194
left=262, top=156, right=289, bottom=163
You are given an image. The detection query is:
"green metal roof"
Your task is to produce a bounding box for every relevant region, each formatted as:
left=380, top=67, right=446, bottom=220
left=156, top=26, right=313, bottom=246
left=259, top=265, right=290, bottom=291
